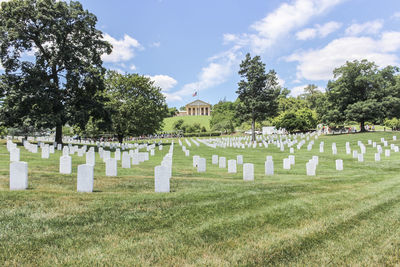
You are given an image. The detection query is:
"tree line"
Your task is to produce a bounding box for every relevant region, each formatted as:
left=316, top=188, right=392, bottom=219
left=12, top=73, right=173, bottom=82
left=210, top=54, right=400, bottom=141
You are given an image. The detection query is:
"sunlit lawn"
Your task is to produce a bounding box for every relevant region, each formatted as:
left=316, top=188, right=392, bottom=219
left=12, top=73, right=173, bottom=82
left=1, top=131, right=400, bottom=266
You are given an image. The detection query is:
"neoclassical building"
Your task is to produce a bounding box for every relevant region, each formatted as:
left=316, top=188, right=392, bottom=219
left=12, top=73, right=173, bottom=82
left=177, top=100, right=212, bottom=116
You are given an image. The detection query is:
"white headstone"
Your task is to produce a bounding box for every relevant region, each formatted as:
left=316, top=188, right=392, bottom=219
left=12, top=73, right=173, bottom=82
left=212, top=155, right=218, bottom=165
left=228, top=159, right=237, bottom=173
left=62, top=146, right=69, bottom=156
left=115, top=149, right=121, bottom=160
left=77, top=164, right=93, bottom=192
left=197, top=158, right=206, bottom=172
left=335, top=159, right=343, bottom=171
left=237, top=155, right=243, bottom=165
left=10, top=148, right=20, bottom=162
left=265, top=160, right=274, bottom=175
left=105, top=158, right=117, bottom=176
left=375, top=153, right=381, bottom=161
left=86, top=150, right=95, bottom=166
left=219, top=157, right=226, bottom=168
left=385, top=149, right=391, bottom=157
left=59, top=155, right=72, bottom=174
left=185, top=150, right=190, bottom=157
left=154, top=165, right=169, bottom=193
left=122, top=152, right=131, bottom=168
left=352, top=150, right=358, bottom=159
left=283, top=158, right=291, bottom=170
left=41, top=146, right=49, bottom=159
left=357, top=154, right=364, bottom=162
left=132, top=153, right=139, bottom=165
left=57, top=144, right=62, bottom=150
left=243, top=163, right=254, bottom=181
left=306, top=161, right=316, bottom=176
left=10, top=161, right=28, bottom=190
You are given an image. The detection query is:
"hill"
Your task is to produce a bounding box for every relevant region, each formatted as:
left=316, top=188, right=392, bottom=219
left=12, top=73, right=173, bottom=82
left=162, top=116, right=211, bottom=132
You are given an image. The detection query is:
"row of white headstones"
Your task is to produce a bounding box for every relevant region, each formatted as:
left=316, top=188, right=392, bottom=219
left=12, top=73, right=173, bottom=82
left=184, top=135, right=399, bottom=180
left=7, top=139, right=165, bottom=192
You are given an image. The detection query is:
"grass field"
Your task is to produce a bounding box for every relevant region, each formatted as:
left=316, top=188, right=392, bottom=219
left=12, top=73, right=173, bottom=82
left=1, top=132, right=400, bottom=265
left=162, top=115, right=211, bottom=132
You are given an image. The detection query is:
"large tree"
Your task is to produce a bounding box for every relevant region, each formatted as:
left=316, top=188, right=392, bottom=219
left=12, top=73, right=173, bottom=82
left=104, top=71, right=168, bottom=143
left=324, top=60, right=398, bottom=131
left=0, top=0, right=112, bottom=143
left=236, top=53, right=280, bottom=141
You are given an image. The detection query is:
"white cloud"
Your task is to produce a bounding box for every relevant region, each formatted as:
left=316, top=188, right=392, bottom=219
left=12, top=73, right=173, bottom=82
left=296, top=28, right=317, bottom=40
left=151, top=41, right=161, bottom=47
left=225, top=0, right=346, bottom=53
left=102, top=33, right=141, bottom=63
left=167, top=49, right=239, bottom=102
left=296, top=21, right=342, bottom=40
left=287, top=32, right=400, bottom=81
left=345, top=20, right=383, bottom=36
left=146, top=75, right=177, bottom=91
left=392, top=12, right=400, bottom=20
left=130, top=64, right=137, bottom=71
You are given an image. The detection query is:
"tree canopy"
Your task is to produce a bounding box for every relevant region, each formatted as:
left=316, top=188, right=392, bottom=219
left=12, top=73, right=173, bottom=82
left=323, top=59, right=399, bottom=131
left=236, top=53, right=280, bottom=140
left=0, top=0, right=112, bottom=143
left=104, top=71, right=168, bottom=143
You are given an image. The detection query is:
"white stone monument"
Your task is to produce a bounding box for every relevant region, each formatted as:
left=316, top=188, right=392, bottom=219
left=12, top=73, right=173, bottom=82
left=10, top=161, right=28, bottom=190
left=335, top=159, right=343, bottom=171
left=219, top=157, right=226, bottom=168
left=154, top=165, right=169, bottom=193
left=197, top=158, right=206, bottom=172
left=228, top=159, right=237, bottom=173
left=122, top=152, right=131, bottom=168
left=77, top=164, right=94, bottom=192
left=243, top=163, right=254, bottom=181
left=105, top=158, right=117, bottom=176
left=59, top=155, right=72, bottom=174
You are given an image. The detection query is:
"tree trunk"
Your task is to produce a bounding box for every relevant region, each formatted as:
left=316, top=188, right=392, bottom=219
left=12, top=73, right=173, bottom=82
left=251, top=118, right=256, bottom=142
left=360, top=120, right=366, bottom=132
left=55, top=124, right=63, bottom=144
left=117, top=134, right=124, bottom=144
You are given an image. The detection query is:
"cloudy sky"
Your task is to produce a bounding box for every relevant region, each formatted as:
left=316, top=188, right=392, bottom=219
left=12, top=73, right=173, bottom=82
left=2, top=0, right=400, bottom=107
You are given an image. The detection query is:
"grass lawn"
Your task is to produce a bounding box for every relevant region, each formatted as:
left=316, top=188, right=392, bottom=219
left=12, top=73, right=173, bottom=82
left=162, top=115, right=211, bottom=132
left=1, top=132, right=400, bottom=265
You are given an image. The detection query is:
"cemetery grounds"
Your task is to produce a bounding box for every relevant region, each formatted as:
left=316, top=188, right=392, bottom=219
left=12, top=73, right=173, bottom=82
left=0, top=131, right=400, bottom=266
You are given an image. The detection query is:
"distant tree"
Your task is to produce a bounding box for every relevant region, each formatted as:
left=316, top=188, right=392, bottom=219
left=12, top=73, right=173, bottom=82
left=104, top=71, right=168, bottom=143
left=277, top=97, right=308, bottom=114
left=179, top=106, right=186, bottom=111
left=0, top=0, right=112, bottom=143
left=274, top=108, right=317, bottom=133
left=167, top=107, right=178, bottom=117
left=298, top=84, right=324, bottom=109
left=236, top=53, right=280, bottom=141
left=324, top=60, right=398, bottom=131
left=172, top=119, right=184, bottom=131
left=210, top=100, right=238, bottom=133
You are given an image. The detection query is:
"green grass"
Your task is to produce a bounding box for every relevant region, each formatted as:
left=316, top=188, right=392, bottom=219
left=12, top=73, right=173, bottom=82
left=162, top=115, right=211, bottom=132
left=1, top=132, right=400, bottom=265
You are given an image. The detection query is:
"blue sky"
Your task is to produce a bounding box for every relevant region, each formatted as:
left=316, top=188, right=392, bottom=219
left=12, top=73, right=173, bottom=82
left=2, top=0, right=400, bottom=108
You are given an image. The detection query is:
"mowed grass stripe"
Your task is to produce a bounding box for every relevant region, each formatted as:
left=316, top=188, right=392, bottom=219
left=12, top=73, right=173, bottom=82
left=0, top=132, right=400, bottom=265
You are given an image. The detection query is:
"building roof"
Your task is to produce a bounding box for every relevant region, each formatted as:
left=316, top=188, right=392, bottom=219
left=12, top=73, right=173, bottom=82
left=186, top=99, right=211, bottom=106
